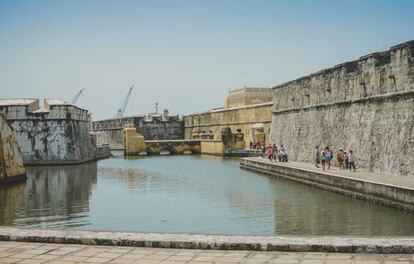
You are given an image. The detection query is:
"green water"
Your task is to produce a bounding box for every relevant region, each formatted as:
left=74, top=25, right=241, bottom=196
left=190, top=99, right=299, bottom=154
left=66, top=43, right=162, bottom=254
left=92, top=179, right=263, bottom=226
left=1, top=154, right=413, bottom=236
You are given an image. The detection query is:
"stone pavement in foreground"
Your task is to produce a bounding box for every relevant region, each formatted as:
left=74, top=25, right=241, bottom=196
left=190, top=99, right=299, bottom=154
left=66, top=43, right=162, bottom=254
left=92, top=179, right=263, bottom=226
left=0, top=241, right=413, bottom=264
left=246, top=157, right=414, bottom=189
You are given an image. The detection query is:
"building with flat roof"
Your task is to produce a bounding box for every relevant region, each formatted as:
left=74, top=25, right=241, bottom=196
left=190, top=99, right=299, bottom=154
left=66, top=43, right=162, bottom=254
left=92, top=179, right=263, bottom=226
left=224, top=87, right=272, bottom=108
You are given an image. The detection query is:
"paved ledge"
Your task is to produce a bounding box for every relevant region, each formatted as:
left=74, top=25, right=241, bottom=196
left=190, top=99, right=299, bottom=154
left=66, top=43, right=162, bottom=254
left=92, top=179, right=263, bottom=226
left=240, top=157, right=414, bottom=212
left=1, top=227, right=414, bottom=254
left=1, top=241, right=414, bottom=264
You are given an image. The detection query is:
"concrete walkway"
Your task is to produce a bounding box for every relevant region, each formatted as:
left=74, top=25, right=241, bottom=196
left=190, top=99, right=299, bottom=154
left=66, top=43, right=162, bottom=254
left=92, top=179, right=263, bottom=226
left=0, top=241, right=413, bottom=264
left=244, top=157, right=414, bottom=189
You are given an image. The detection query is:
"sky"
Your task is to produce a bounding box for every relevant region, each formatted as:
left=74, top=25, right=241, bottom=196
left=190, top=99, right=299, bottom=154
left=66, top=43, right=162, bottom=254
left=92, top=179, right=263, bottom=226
left=0, top=0, right=413, bottom=120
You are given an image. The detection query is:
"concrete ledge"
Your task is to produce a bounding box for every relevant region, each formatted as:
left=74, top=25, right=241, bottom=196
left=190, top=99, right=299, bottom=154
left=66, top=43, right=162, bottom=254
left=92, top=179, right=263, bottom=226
left=1, top=227, right=414, bottom=254
left=240, top=158, right=414, bottom=212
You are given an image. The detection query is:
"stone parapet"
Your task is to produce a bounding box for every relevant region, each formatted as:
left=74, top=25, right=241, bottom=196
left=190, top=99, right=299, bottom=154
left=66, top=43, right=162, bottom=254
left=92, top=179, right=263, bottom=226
left=0, top=227, right=414, bottom=253
left=272, top=40, right=414, bottom=111
left=0, top=99, right=90, bottom=122
left=0, top=98, right=102, bottom=165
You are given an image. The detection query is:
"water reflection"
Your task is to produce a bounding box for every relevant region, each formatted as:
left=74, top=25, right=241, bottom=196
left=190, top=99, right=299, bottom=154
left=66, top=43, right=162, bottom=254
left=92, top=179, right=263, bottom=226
left=272, top=179, right=414, bottom=235
left=0, top=162, right=97, bottom=228
left=0, top=156, right=413, bottom=236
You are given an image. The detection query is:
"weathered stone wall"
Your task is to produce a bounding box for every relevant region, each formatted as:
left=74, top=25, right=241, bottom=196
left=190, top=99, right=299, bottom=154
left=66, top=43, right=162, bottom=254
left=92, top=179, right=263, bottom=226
left=270, top=40, right=414, bottom=177
left=93, top=115, right=184, bottom=148
left=0, top=99, right=98, bottom=165
left=240, top=157, right=414, bottom=212
left=183, top=102, right=272, bottom=146
left=0, top=113, right=25, bottom=183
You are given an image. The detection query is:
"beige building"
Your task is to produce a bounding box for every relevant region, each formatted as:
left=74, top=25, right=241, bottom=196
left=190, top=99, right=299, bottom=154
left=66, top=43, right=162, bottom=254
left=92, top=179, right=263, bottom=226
left=184, top=102, right=273, bottom=146
left=184, top=87, right=274, bottom=146
left=224, top=87, right=272, bottom=108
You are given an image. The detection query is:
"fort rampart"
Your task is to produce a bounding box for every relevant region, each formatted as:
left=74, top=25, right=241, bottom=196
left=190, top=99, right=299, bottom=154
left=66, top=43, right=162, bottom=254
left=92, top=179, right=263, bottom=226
left=0, top=99, right=99, bottom=165
left=92, top=115, right=183, bottom=148
left=270, top=40, right=414, bottom=177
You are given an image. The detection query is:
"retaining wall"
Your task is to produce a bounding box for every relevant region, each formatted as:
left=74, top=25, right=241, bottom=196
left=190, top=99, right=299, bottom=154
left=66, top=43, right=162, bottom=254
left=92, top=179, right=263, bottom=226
left=270, top=40, right=414, bottom=177
left=240, top=158, right=414, bottom=212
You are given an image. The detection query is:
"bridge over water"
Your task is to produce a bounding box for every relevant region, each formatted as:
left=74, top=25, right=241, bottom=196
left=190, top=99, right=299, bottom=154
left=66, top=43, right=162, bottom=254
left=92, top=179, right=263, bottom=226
left=143, top=139, right=201, bottom=155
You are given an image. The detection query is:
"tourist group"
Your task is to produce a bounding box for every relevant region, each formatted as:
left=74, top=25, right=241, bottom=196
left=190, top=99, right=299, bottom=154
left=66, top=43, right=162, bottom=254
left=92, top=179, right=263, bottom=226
left=314, top=146, right=357, bottom=172
left=255, top=143, right=357, bottom=172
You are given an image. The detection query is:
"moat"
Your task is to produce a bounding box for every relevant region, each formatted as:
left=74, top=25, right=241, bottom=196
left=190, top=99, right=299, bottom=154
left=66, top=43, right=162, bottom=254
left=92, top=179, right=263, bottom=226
left=1, top=154, right=414, bottom=236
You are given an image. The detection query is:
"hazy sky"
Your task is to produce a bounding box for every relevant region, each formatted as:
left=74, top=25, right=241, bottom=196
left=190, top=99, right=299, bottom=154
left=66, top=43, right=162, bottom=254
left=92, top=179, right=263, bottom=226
left=1, top=0, right=413, bottom=119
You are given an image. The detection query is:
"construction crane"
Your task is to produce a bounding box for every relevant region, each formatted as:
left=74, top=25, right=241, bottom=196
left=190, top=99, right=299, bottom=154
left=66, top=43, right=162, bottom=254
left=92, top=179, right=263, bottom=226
left=116, top=85, right=134, bottom=119
left=70, top=88, right=85, bottom=105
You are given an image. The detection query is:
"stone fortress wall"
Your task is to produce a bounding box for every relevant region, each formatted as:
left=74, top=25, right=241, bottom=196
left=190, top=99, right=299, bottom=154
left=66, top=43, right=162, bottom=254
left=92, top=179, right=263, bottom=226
left=270, top=40, right=414, bottom=177
left=0, top=113, right=26, bottom=183
left=92, top=114, right=184, bottom=148
left=0, top=99, right=97, bottom=165
left=183, top=102, right=273, bottom=146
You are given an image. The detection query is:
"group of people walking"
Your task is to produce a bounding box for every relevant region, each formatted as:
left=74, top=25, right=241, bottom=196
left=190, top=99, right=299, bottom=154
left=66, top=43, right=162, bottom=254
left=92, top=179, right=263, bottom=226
left=258, top=143, right=288, bottom=162
left=314, top=146, right=356, bottom=172
left=254, top=141, right=356, bottom=172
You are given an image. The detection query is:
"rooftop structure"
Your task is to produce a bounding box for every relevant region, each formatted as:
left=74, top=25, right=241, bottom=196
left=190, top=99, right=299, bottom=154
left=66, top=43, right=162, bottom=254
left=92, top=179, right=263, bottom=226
left=224, top=87, right=272, bottom=108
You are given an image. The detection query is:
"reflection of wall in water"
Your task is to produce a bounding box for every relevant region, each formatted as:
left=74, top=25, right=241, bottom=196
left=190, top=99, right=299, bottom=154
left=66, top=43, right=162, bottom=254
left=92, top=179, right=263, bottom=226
left=0, top=162, right=97, bottom=226
left=271, top=183, right=414, bottom=236
left=0, top=183, right=25, bottom=225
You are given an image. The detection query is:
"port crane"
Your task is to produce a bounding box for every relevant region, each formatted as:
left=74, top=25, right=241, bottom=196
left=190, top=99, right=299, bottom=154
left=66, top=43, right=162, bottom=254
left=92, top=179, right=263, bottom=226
left=70, top=88, right=85, bottom=105
left=116, top=85, right=134, bottom=119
